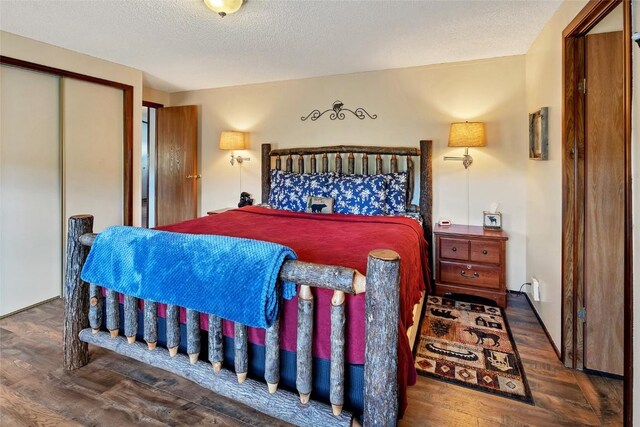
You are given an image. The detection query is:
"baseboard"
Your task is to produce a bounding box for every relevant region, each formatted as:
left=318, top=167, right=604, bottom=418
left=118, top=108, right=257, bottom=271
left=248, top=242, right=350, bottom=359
left=508, top=290, right=561, bottom=360
left=583, top=368, right=624, bottom=381
left=0, top=296, right=61, bottom=319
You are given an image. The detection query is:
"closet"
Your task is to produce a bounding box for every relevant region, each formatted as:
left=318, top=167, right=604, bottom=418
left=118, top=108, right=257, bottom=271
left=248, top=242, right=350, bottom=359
left=0, top=62, right=127, bottom=316
left=0, top=66, right=61, bottom=315
left=63, top=78, right=124, bottom=233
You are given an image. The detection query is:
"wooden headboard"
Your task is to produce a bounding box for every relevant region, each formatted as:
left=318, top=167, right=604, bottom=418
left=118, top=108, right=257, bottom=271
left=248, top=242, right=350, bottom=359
left=260, top=141, right=433, bottom=245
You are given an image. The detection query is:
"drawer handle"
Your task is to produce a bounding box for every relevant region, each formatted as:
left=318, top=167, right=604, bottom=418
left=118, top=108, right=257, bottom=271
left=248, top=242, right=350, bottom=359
left=452, top=247, right=457, bottom=252
left=483, top=250, right=488, bottom=255
left=460, top=270, right=479, bottom=279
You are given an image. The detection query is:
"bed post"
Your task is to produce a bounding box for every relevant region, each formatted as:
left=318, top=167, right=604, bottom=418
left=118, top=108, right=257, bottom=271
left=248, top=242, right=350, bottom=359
left=419, top=140, right=433, bottom=284
left=63, top=214, right=93, bottom=370
left=363, top=249, right=400, bottom=426
left=261, top=143, right=271, bottom=204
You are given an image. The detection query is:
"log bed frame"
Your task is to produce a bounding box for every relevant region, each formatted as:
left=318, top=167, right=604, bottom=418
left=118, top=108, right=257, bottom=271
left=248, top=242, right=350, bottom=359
left=64, top=140, right=432, bottom=427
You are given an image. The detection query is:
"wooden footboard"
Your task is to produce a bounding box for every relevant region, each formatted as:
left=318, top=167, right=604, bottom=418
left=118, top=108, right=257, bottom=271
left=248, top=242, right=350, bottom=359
left=63, top=215, right=401, bottom=427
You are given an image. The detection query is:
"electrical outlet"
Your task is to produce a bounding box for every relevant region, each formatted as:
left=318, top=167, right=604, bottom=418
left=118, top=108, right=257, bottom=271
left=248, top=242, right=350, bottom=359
left=532, top=277, right=540, bottom=301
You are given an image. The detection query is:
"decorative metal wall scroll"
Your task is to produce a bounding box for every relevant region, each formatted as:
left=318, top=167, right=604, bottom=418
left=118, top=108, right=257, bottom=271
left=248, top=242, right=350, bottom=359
left=301, top=100, right=377, bottom=121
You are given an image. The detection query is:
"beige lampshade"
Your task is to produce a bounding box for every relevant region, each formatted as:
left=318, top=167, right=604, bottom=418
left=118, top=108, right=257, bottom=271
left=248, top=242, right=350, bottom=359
left=448, top=122, right=486, bottom=147
left=219, top=131, right=246, bottom=150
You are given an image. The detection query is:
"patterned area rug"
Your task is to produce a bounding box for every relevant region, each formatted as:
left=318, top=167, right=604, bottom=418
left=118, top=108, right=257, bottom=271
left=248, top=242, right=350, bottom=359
left=414, top=295, right=534, bottom=404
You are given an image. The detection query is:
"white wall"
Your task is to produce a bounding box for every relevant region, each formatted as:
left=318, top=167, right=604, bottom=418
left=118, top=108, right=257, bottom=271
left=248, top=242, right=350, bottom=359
left=170, top=56, right=528, bottom=291
left=524, top=0, right=588, bottom=348
left=0, top=31, right=144, bottom=226
left=143, top=86, right=170, bottom=106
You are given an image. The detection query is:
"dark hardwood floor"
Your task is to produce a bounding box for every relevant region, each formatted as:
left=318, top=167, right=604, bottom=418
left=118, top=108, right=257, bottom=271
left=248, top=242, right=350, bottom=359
left=402, top=295, right=623, bottom=426
left=0, top=295, right=622, bottom=426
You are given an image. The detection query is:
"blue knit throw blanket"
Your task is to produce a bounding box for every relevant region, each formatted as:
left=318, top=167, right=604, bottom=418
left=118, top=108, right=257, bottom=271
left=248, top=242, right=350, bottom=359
left=81, top=226, right=297, bottom=328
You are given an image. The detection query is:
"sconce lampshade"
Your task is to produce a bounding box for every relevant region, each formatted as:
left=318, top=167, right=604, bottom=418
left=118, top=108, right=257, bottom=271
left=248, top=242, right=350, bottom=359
left=219, top=131, right=246, bottom=150
left=448, top=122, right=486, bottom=147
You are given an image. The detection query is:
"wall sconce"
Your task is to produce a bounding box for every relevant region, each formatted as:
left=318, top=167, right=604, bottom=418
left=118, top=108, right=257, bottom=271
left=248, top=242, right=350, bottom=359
left=219, top=131, right=250, bottom=166
left=444, top=121, right=486, bottom=168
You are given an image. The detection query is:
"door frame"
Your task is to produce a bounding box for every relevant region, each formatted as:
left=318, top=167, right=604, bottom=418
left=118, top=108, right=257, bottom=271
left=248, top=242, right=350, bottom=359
left=561, top=0, right=632, bottom=425
left=142, top=101, right=163, bottom=228
left=0, top=55, right=134, bottom=226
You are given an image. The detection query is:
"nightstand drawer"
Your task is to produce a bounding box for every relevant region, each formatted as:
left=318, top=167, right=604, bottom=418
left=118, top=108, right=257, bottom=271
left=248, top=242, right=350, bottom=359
left=439, top=261, right=501, bottom=289
left=439, top=238, right=469, bottom=261
left=470, top=240, right=501, bottom=264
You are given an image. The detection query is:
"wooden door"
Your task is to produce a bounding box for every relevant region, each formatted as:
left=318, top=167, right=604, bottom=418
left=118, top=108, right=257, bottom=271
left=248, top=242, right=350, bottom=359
left=156, top=106, right=198, bottom=226
left=0, top=65, right=61, bottom=316
left=583, top=31, right=624, bottom=376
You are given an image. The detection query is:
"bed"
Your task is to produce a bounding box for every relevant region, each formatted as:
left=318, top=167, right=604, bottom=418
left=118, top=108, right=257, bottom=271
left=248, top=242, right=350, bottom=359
left=63, top=141, right=433, bottom=426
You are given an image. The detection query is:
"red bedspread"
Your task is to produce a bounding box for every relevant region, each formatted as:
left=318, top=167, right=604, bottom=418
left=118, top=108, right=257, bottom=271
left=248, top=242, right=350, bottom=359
left=157, top=206, right=430, bottom=413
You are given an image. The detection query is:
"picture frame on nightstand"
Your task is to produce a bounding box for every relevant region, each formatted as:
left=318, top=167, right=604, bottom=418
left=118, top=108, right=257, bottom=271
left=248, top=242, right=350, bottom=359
left=483, top=211, right=502, bottom=230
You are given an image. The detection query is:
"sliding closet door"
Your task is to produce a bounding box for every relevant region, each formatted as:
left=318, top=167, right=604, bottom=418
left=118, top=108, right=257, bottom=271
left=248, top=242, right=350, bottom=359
left=0, top=66, right=61, bottom=316
left=63, top=79, right=123, bottom=232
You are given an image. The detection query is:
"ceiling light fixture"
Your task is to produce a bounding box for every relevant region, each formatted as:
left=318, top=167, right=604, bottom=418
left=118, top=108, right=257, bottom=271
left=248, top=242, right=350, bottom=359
left=204, top=0, right=244, bottom=17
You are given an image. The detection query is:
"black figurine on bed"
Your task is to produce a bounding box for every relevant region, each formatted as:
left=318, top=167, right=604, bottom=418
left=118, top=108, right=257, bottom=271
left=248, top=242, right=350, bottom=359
left=238, top=192, right=254, bottom=208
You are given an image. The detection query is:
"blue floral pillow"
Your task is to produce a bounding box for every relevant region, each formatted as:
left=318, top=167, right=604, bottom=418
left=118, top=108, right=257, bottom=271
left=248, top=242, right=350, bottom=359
left=328, top=174, right=386, bottom=216
left=384, top=172, right=408, bottom=215
left=269, top=170, right=332, bottom=212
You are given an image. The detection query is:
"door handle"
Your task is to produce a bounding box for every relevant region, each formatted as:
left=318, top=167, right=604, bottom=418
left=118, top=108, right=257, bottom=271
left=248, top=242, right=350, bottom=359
left=186, top=174, right=202, bottom=179
left=460, top=270, right=479, bottom=279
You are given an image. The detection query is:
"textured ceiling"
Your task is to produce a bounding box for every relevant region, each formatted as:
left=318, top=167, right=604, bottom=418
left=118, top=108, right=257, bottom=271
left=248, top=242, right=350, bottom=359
left=0, top=0, right=562, bottom=92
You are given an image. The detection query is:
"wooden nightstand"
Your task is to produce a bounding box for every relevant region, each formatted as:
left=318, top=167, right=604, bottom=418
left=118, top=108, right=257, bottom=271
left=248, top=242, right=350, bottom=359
left=434, top=224, right=508, bottom=308
left=206, top=207, right=235, bottom=215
